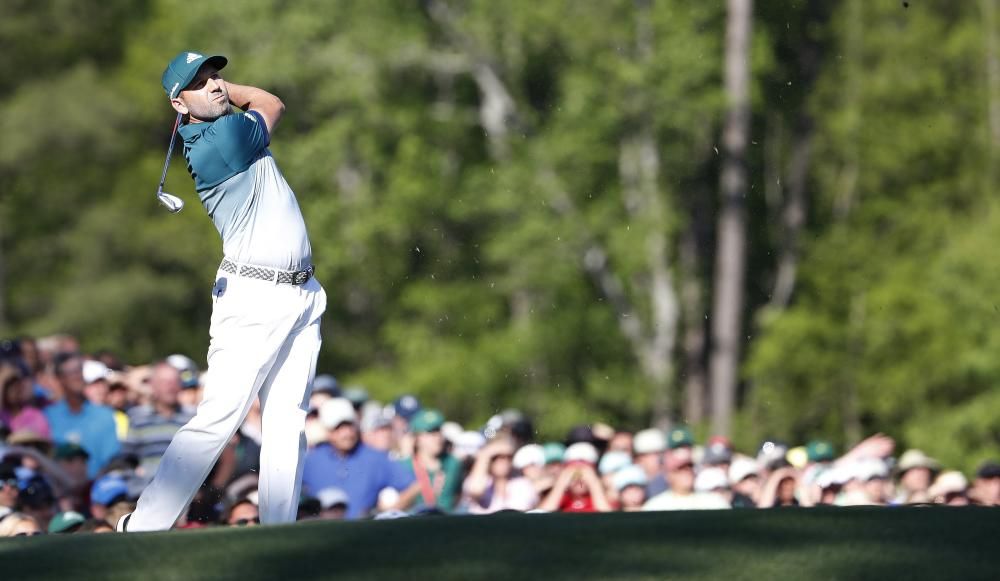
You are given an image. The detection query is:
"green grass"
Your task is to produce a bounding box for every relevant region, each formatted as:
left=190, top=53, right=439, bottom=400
left=1, top=508, right=997, bottom=580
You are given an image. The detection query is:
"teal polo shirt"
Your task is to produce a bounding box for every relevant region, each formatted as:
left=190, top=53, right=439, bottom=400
left=178, top=110, right=312, bottom=271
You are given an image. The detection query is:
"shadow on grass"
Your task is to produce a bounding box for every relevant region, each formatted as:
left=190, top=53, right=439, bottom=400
left=1, top=507, right=997, bottom=580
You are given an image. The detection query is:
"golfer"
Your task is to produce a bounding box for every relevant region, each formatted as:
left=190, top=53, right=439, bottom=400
left=119, top=51, right=326, bottom=531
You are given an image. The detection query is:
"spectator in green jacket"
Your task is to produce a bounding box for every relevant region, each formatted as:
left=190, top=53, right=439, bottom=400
left=395, top=409, right=462, bottom=514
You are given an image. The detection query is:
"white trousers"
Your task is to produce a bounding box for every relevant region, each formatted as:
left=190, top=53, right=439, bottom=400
left=128, top=268, right=327, bottom=531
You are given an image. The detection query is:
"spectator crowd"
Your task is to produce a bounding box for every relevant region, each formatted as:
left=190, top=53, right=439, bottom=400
left=1, top=334, right=998, bottom=538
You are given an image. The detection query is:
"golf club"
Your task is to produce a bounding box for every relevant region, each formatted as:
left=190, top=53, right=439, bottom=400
left=156, top=112, right=185, bottom=213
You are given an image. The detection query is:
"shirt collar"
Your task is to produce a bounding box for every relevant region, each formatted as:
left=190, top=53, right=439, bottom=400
left=178, top=119, right=212, bottom=142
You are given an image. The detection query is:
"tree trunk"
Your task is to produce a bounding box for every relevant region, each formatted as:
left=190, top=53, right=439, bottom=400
left=680, top=226, right=707, bottom=424
left=710, top=0, right=753, bottom=437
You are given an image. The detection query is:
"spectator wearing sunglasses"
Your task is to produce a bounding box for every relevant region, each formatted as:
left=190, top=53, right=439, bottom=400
left=222, top=495, right=260, bottom=527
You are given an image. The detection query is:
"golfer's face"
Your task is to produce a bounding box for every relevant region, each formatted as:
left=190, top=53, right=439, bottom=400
left=178, top=65, right=231, bottom=122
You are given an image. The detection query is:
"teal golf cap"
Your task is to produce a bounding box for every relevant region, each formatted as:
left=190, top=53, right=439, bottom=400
left=162, top=51, right=228, bottom=99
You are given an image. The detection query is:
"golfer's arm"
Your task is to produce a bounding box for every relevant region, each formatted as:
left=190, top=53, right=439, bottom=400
left=225, top=82, right=284, bottom=134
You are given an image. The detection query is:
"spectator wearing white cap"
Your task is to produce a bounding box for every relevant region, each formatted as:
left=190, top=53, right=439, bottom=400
left=81, top=360, right=113, bottom=408
left=539, top=443, right=612, bottom=513
left=315, top=487, right=349, bottom=520
left=613, top=465, right=648, bottom=511
left=643, top=447, right=730, bottom=511
left=861, top=458, right=891, bottom=505
left=512, top=443, right=554, bottom=496
left=728, top=457, right=761, bottom=508
left=301, top=398, right=414, bottom=519
left=166, top=355, right=202, bottom=411
left=462, top=438, right=538, bottom=514
left=452, top=431, right=487, bottom=463
left=838, top=458, right=890, bottom=506
left=632, top=428, right=668, bottom=498
left=0, top=512, right=43, bottom=537
left=893, top=449, right=940, bottom=504
left=809, top=464, right=849, bottom=506
left=597, top=451, right=632, bottom=503
left=928, top=471, right=970, bottom=506
left=694, top=467, right=731, bottom=505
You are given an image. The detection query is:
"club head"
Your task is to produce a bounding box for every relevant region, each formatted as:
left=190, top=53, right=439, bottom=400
left=157, top=190, right=185, bottom=213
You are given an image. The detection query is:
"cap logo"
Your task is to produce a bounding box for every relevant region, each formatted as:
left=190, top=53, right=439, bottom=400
left=186, top=52, right=203, bottom=64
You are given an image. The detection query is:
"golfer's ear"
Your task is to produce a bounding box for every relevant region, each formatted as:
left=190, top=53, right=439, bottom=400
left=170, top=98, right=189, bottom=116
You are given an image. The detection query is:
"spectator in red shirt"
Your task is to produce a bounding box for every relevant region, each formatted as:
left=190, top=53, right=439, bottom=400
left=538, top=443, right=612, bottom=513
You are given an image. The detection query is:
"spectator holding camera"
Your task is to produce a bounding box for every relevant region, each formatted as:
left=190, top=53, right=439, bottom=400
left=538, top=443, right=612, bottom=513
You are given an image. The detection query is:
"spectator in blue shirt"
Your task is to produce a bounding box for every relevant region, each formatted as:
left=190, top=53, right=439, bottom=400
left=301, top=398, right=413, bottom=519
left=44, top=354, right=120, bottom=479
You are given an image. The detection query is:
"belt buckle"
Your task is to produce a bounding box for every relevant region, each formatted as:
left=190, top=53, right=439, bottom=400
left=292, top=267, right=312, bottom=285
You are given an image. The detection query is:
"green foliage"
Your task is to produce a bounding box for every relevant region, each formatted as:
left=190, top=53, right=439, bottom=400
left=1, top=0, right=998, bottom=464
left=744, top=0, right=1000, bottom=471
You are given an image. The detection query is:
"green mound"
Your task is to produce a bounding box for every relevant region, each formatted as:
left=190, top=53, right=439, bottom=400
left=1, top=508, right=997, bottom=580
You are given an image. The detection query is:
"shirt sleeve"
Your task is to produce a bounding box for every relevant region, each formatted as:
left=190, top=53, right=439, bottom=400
left=213, top=110, right=270, bottom=172
left=387, top=458, right=416, bottom=491
left=301, top=453, right=316, bottom=496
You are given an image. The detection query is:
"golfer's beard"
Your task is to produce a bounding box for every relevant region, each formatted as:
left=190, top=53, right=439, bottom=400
left=189, top=98, right=231, bottom=122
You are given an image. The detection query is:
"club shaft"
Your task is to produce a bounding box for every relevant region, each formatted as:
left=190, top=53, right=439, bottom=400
left=157, top=113, right=183, bottom=192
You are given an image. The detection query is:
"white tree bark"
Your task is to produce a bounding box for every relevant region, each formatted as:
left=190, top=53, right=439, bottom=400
left=710, top=0, right=753, bottom=436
